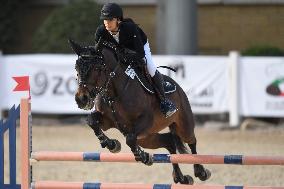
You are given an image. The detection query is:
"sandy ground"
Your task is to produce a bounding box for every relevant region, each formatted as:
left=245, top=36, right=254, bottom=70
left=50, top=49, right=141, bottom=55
left=4, top=123, right=284, bottom=187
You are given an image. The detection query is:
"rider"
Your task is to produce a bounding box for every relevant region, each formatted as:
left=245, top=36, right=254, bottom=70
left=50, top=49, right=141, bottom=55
left=95, top=3, right=177, bottom=118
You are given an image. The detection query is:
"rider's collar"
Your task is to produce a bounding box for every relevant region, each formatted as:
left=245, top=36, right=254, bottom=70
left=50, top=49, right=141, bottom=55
left=109, top=29, right=120, bottom=36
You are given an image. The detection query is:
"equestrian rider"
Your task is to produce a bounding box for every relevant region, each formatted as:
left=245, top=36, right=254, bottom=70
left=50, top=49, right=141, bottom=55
left=95, top=3, right=177, bottom=118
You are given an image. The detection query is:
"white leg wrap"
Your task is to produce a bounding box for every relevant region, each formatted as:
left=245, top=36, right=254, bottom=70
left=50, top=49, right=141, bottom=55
left=144, top=41, right=157, bottom=77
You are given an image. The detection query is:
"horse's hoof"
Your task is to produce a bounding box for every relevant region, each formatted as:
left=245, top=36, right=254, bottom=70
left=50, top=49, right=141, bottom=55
left=100, top=140, right=108, bottom=148
left=140, top=152, right=153, bottom=166
left=194, top=164, right=211, bottom=181
left=181, top=175, right=194, bottom=185
left=109, top=139, right=121, bottom=153
left=198, top=169, right=211, bottom=181
left=139, top=152, right=153, bottom=166
left=144, top=154, right=153, bottom=166
left=173, top=177, right=179, bottom=184
left=173, top=174, right=194, bottom=185
left=133, top=147, right=153, bottom=166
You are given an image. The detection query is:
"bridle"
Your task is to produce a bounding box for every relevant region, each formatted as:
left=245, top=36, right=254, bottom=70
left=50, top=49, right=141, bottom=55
left=75, top=52, right=115, bottom=98
left=76, top=53, right=104, bottom=83
left=75, top=42, right=128, bottom=135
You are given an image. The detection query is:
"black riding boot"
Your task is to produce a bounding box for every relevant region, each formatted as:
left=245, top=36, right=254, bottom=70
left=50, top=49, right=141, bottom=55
left=152, top=70, right=177, bottom=118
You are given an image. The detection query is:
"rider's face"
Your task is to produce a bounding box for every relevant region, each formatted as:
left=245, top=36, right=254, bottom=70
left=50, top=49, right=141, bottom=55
left=104, top=18, right=119, bottom=32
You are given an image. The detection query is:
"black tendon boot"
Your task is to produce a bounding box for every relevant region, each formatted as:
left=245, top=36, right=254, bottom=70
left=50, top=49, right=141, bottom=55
left=152, top=70, right=177, bottom=118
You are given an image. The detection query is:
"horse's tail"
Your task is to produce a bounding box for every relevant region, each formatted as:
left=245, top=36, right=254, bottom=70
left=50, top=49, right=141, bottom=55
left=169, top=127, right=188, bottom=154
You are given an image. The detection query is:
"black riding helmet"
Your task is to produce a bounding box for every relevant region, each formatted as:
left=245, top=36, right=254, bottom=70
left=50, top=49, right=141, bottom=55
left=100, top=3, right=123, bottom=20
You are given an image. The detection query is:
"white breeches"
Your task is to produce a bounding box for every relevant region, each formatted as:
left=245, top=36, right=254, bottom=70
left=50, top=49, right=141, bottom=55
left=144, top=41, right=157, bottom=77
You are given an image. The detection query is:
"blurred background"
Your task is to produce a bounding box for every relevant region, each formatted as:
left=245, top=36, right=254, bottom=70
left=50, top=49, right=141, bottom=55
left=2, top=0, right=284, bottom=55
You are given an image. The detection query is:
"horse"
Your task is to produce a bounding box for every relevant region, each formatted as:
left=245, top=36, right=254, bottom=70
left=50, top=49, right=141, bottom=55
left=69, top=39, right=211, bottom=184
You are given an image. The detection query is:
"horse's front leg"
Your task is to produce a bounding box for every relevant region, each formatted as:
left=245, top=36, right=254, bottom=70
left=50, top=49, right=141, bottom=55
left=125, top=113, right=154, bottom=166
left=126, top=133, right=153, bottom=166
left=87, top=111, right=121, bottom=153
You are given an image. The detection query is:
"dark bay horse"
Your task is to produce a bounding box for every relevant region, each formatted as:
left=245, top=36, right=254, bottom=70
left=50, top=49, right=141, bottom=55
left=70, top=39, right=211, bottom=184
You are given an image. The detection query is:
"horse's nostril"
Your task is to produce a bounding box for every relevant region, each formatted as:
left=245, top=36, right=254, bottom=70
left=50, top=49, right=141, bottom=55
left=75, top=95, right=80, bottom=102
left=82, top=95, right=88, bottom=102
left=75, top=94, right=89, bottom=105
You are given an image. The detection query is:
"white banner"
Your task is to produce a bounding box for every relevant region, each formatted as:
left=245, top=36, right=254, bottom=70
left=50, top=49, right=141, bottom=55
left=154, top=56, right=228, bottom=113
left=3, top=54, right=283, bottom=117
left=2, top=54, right=86, bottom=114
left=240, top=57, right=284, bottom=117
left=2, top=53, right=283, bottom=119
left=0, top=54, right=228, bottom=114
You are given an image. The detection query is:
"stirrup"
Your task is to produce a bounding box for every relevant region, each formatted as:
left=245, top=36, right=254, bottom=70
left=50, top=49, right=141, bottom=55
left=160, top=99, right=177, bottom=118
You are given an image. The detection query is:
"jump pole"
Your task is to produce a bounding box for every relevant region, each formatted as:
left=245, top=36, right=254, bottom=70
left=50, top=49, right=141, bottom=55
left=30, top=181, right=284, bottom=189
left=30, top=151, right=284, bottom=165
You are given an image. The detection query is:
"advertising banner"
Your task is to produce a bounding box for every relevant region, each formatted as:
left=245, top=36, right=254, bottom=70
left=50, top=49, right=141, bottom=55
left=1, top=55, right=86, bottom=114
left=0, top=54, right=228, bottom=114
left=155, top=56, right=228, bottom=113
left=3, top=54, right=282, bottom=117
left=240, top=57, right=284, bottom=117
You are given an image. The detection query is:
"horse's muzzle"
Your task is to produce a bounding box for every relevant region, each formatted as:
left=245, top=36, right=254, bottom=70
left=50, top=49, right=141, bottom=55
left=75, top=88, right=94, bottom=110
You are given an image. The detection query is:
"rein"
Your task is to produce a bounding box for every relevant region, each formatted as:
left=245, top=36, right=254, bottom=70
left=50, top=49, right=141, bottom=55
left=86, top=43, right=129, bottom=136
left=90, top=64, right=128, bottom=136
left=89, top=64, right=119, bottom=98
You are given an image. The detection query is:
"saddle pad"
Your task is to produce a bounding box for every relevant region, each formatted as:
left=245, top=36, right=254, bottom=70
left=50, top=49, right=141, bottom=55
left=125, top=65, right=176, bottom=95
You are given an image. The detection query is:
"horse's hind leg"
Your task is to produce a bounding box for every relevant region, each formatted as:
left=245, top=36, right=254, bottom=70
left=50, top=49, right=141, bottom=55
left=87, top=111, right=121, bottom=153
left=137, top=133, right=194, bottom=185
left=173, top=120, right=211, bottom=182
left=188, top=142, right=211, bottom=181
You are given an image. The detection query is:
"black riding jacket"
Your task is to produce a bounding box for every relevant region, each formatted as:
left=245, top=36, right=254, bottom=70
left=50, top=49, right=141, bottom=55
left=95, top=21, right=147, bottom=59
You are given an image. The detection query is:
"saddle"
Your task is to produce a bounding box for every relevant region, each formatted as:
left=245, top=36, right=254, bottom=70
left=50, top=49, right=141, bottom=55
left=101, top=41, right=176, bottom=95
left=120, top=49, right=176, bottom=95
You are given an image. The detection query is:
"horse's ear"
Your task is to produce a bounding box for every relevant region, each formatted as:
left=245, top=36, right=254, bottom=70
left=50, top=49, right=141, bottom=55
left=68, top=38, right=84, bottom=55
